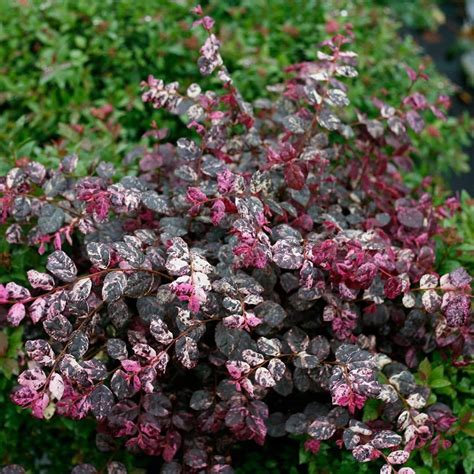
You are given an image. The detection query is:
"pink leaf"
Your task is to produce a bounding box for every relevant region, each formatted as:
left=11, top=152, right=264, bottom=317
left=7, top=302, right=26, bottom=326
left=284, top=163, right=306, bottom=190
left=49, top=373, right=65, bottom=400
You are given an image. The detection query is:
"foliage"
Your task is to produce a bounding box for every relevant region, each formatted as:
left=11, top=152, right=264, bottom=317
left=374, top=0, right=445, bottom=31
left=233, top=439, right=300, bottom=474
left=436, top=191, right=474, bottom=276
left=409, top=354, right=474, bottom=474
left=0, top=0, right=471, bottom=183
left=0, top=327, right=122, bottom=473
left=298, top=353, right=474, bottom=474
left=0, top=8, right=472, bottom=474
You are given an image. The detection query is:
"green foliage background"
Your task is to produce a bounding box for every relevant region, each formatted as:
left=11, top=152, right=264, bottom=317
left=0, top=0, right=472, bottom=472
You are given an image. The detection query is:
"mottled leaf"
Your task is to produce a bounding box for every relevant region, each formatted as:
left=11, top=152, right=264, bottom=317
left=86, top=242, right=111, bottom=270
left=102, top=271, right=127, bottom=302
left=46, top=251, right=77, bottom=282
left=89, top=385, right=114, bottom=419
left=70, top=278, right=92, bottom=302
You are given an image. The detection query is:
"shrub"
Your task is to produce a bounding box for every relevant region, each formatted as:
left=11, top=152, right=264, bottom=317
left=3, top=1, right=470, bottom=471
left=0, top=7, right=472, bottom=474
left=437, top=191, right=474, bottom=275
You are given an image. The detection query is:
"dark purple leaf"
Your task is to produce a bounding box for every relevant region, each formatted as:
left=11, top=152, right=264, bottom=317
left=397, top=208, right=424, bottom=229
left=294, top=352, right=320, bottom=369
left=43, top=315, right=72, bottom=342
left=102, top=271, right=127, bottom=302
left=70, top=278, right=92, bottom=302
left=107, top=339, right=128, bottom=360
left=86, top=242, right=111, bottom=270
left=184, top=448, right=207, bottom=469
left=284, top=328, right=309, bottom=353
left=143, top=393, right=172, bottom=416
left=284, top=164, right=306, bottom=190
left=307, top=418, right=336, bottom=440
left=308, top=336, right=330, bottom=361
left=285, top=413, right=308, bottom=434
left=89, top=385, right=114, bottom=419
left=46, top=250, right=77, bottom=282
left=371, top=430, right=402, bottom=449
left=190, top=390, right=214, bottom=411
left=255, top=301, right=287, bottom=327
left=68, top=331, right=89, bottom=359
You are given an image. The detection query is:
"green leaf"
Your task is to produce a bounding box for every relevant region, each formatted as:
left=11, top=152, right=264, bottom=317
left=418, top=357, right=431, bottom=380
left=430, top=365, right=444, bottom=381
left=462, top=423, right=474, bottom=437
left=463, top=450, right=474, bottom=474
left=6, top=327, right=23, bottom=358
left=420, top=448, right=433, bottom=467
left=362, top=399, right=380, bottom=422
left=430, top=378, right=451, bottom=389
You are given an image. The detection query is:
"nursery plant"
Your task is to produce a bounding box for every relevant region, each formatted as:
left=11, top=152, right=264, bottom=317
left=2, top=1, right=468, bottom=472
left=1, top=6, right=472, bottom=474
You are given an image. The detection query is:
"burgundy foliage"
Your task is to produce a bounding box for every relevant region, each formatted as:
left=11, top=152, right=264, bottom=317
left=0, top=8, right=472, bottom=474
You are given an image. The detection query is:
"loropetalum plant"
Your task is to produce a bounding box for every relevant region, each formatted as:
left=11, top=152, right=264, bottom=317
left=0, top=7, right=472, bottom=474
